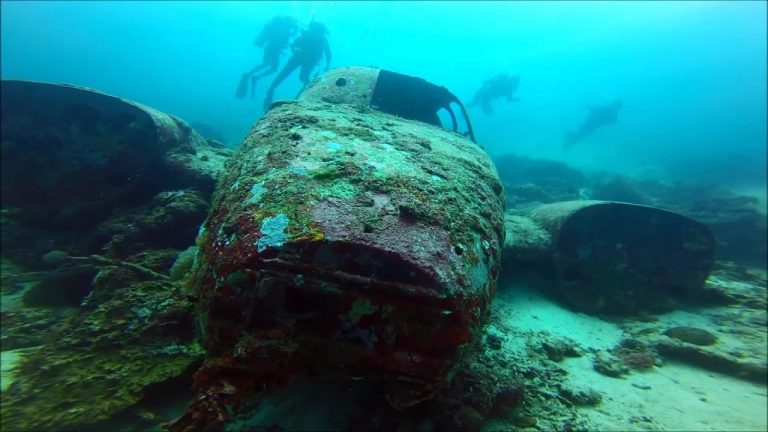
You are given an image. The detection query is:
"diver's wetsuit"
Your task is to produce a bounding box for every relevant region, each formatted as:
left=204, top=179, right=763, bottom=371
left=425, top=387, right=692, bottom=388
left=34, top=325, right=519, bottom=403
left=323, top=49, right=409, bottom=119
left=563, top=98, right=623, bottom=148
left=263, top=23, right=331, bottom=110
left=237, top=16, right=299, bottom=99
left=467, top=74, right=519, bottom=116
left=254, top=16, right=298, bottom=74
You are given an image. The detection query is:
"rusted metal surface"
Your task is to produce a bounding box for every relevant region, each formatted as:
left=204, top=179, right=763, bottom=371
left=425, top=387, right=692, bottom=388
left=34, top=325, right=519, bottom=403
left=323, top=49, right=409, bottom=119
left=0, top=80, right=232, bottom=430
left=298, top=66, right=379, bottom=108
left=1, top=80, right=231, bottom=269
left=1, top=79, right=215, bottom=154
left=173, top=67, right=505, bottom=430
left=516, top=200, right=716, bottom=314
left=1, top=80, right=228, bottom=228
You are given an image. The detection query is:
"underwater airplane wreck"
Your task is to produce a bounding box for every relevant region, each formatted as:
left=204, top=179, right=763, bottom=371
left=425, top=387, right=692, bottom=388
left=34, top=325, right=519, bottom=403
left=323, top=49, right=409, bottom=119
left=2, top=67, right=745, bottom=432
left=170, top=66, right=506, bottom=430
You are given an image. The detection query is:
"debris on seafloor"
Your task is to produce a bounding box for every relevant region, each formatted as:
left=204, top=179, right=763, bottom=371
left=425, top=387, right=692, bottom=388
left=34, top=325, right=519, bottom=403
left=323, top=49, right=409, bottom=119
left=486, top=260, right=766, bottom=432
left=169, top=66, right=506, bottom=431
left=0, top=258, right=205, bottom=431
left=0, top=80, right=232, bottom=268
left=503, top=200, right=716, bottom=315
left=492, top=153, right=767, bottom=268
left=613, top=263, right=768, bottom=386
left=0, top=80, right=231, bottom=431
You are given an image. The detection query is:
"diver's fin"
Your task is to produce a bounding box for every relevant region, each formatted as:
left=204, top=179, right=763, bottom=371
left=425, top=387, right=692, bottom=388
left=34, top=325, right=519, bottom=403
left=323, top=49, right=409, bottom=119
left=236, top=73, right=250, bottom=99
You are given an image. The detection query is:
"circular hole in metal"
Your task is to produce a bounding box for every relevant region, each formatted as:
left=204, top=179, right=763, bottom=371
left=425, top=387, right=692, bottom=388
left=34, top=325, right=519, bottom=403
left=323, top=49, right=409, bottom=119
left=335, top=78, right=347, bottom=87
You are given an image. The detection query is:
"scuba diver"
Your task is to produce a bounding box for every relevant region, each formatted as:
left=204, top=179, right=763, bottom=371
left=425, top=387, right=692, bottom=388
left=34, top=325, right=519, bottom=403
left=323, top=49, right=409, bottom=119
left=236, top=15, right=300, bottom=99
left=563, top=98, right=623, bottom=149
left=467, top=73, right=520, bottom=116
left=263, top=21, right=332, bottom=111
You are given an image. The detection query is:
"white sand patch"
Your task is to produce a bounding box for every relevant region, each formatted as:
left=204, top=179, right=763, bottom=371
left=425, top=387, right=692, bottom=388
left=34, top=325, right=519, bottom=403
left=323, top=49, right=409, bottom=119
left=496, top=283, right=768, bottom=432
left=495, top=284, right=626, bottom=351
left=563, top=356, right=768, bottom=431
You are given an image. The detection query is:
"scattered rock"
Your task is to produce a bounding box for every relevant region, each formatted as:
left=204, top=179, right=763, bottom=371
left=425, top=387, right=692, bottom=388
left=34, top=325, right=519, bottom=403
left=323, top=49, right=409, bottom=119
left=628, top=415, right=656, bottom=425
left=559, top=385, right=602, bottom=406
left=453, top=406, right=484, bottom=431
left=663, top=326, right=717, bottom=346
left=490, top=383, right=525, bottom=418
left=656, top=340, right=766, bottom=384
left=513, top=415, right=538, bottom=428
left=542, top=338, right=582, bottom=362
left=592, top=352, right=629, bottom=378
left=40, top=250, right=70, bottom=266
left=613, top=338, right=658, bottom=371
left=486, top=333, right=503, bottom=350
left=619, top=350, right=657, bottom=370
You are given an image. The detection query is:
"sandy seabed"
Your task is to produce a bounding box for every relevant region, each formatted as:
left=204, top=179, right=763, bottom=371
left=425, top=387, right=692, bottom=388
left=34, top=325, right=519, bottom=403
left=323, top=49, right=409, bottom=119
left=492, top=284, right=767, bottom=432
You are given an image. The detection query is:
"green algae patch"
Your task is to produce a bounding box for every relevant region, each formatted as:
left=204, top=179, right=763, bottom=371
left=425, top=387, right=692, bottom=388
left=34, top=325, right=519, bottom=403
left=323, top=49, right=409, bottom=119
left=170, top=246, right=199, bottom=281
left=348, top=298, right=379, bottom=325
left=318, top=181, right=359, bottom=200
left=0, top=343, right=203, bottom=431
left=0, top=248, right=206, bottom=431
left=311, top=164, right=343, bottom=181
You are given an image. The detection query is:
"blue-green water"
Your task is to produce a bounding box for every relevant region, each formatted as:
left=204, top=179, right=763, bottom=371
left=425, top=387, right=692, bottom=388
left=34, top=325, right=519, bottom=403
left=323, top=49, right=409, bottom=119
left=1, top=2, right=766, bottom=431
left=2, top=1, right=766, bottom=191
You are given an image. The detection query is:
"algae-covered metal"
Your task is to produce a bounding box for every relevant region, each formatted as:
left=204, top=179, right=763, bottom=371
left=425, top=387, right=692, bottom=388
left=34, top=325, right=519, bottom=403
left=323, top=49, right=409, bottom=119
left=508, top=200, right=716, bottom=314
left=1, top=80, right=225, bottom=431
left=1, top=80, right=229, bottom=235
left=175, top=67, right=504, bottom=430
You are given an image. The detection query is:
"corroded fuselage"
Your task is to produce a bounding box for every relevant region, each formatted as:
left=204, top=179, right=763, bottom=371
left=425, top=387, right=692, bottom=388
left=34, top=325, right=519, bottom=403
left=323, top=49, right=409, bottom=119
left=177, top=67, right=505, bottom=430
